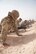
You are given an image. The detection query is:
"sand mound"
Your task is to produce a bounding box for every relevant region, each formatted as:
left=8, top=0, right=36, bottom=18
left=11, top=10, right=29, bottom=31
left=0, top=23, right=36, bottom=54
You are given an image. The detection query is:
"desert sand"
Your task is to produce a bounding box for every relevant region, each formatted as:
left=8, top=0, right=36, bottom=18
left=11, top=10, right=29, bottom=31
left=0, top=22, right=36, bottom=54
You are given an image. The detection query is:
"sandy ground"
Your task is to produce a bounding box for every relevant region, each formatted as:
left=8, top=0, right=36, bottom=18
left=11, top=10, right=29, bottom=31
left=0, top=22, right=36, bottom=54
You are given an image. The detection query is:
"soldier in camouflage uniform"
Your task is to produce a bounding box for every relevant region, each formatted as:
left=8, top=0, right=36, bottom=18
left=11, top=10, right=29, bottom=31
left=1, top=10, right=22, bottom=46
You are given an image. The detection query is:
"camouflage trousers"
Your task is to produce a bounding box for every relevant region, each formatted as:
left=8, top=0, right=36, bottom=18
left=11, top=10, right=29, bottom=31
left=1, top=23, right=11, bottom=43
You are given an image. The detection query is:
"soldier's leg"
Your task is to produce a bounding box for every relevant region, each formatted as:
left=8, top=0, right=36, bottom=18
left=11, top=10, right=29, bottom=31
left=1, top=29, right=7, bottom=45
left=1, top=24, right=9, bottom=45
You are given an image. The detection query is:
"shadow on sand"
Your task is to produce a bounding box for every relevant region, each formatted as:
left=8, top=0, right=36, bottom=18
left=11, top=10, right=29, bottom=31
left=6, top=33, right=36, bottom=46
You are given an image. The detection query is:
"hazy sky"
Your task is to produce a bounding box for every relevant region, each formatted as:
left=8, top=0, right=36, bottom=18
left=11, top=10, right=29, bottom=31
left=0, top=0, right=36, bottom=21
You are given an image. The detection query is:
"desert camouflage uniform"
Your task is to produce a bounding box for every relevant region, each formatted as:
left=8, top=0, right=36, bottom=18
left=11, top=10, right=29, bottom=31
left=8, top=18, right=22, bottom=33
left=1, top=10, right=22, bottom=45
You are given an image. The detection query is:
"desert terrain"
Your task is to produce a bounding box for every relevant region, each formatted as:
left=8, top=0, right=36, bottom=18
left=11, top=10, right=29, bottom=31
left=0, top=22, right=36, bottom=54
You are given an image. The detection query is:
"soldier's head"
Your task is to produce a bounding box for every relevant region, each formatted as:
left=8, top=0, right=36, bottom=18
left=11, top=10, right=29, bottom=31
left=8, top=10, right=19, bottom=19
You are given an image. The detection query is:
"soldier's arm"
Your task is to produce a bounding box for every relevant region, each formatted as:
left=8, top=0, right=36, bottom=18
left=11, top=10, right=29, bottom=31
left=14, top=21, right=22, bottom=36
